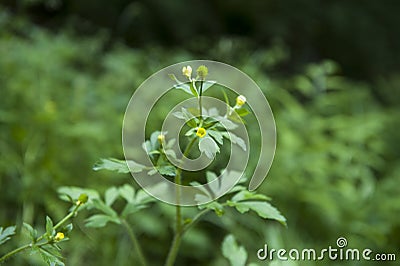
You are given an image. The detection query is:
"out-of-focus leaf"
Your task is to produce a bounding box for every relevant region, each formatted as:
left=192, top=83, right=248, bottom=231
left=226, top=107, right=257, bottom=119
left=0, top=225, right=16, bottom=245
left=221, top=234, right=247, bottom=266
left=93, top=158, right=146, bottom=174
left=105, top=187, right=119, bottom=206
left=46, top=216, right=54, bottom=238
left=85, top=214, right=120, bottom=228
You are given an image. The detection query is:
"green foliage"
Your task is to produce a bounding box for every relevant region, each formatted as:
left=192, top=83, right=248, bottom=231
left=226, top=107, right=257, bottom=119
left=1, top=8, right=399, bottom=266
left=222, top=235, right=247, bottom=266
left=0, top=226, right=16, bottom=246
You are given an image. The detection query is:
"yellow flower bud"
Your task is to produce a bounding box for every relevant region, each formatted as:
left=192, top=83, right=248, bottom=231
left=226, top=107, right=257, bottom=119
left=236, top=95, right=246, bottom=107
left=54, top=232, right=65, bottom=241
left=157, top=134, right=165, bottom=143
left=196, top=127, right=207, bottom=138
left=182, top=66, right=192, bottom=78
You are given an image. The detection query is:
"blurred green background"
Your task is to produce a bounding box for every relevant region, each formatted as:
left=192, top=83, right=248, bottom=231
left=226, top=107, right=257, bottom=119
left=1, top=0, right=399, bottom=265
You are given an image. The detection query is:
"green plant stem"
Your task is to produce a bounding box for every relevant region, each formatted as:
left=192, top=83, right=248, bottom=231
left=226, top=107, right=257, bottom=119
left=199, top=80, right=204, bottom=119
left=0, top=244, right=31, bottom=263
left=121, top=219, right=147, bottom=266
left=0, top=203, right=82, bottom=263
left=165, top=137, right=197, bottom=266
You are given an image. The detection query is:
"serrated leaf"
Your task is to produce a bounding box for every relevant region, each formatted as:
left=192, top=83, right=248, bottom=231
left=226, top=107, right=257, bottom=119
left=23, top=223, right=38, bottom=241
left=228, top=201, right=286, bottom=226
left=173, top=82, right=193, bottom=95
left=119, top=184, right=135, bottom=203
left=121, top=203, right=147, bottom=218
left=158, top=165, right=176, bottom=176
left=85, top=214, right=120, bottom=228
left=199, top=201, right=224, bottom=216
left=91, top=199, right=118, bottom=217
left=46, top=216, right=54, bottom=238
left=94, top=158, right=147, bottom=174
left=38, top=247, right=65, bottom=266
left=231, top=191, right=271, bottom=202
left=222, top=132, right=247, bottom=151
left=0, top=225, right=16, bottom=245
left=135, top=189, right=154, bottom=204
left=207, top=130, right=223, bottom=145
left=105, top=187, right=119, bottom=206
left=199, top=136, right=219, bottom=159
left=222, top=235, right=247, bottom=266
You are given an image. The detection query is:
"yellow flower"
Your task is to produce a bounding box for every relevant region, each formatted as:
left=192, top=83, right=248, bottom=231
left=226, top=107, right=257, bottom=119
left=236, top=95, right=246, bottom=107
left=54, top=232, right=65, bottom=241
left=196, top=127, right=207, bottom=138
left=157, top=134, right=165, bottom=143
left=182, top=66, right=192, bottom=78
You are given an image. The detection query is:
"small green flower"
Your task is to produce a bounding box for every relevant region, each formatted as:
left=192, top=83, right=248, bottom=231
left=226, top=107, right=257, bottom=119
left=196, top=65, right=208, bottom=80
left=196, top=127, right=207, bottom=138
left=182, top=66, right=192, bottom=79
left=236, top=95, right=246, bottom=107
left=54, top=232, right=65, bottom=241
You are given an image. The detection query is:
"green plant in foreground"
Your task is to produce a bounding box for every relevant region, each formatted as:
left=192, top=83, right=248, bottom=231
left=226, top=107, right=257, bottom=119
left=60, top=65, right=286, bottom=266
left=0, top=194, right=88, bottom=265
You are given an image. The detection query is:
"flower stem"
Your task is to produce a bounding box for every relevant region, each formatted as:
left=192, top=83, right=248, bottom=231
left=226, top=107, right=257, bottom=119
left=165, top=136, right=197, bottom=266
left=121, top=219, right=147, bottom=266
left=0, top=203, right=82, bottom=263
left=199, top=80, right=204, bottom=119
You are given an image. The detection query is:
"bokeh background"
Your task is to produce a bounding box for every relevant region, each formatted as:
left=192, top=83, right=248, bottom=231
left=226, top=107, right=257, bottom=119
left=1, top=0, right=399, bottom=265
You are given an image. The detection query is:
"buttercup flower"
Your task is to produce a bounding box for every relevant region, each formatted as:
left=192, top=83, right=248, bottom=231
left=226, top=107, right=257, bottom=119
left=157, top=134, right=165, bottom=143
left=236, top=95, right=246, bottom=107
left=54, top=232, right=65, bottom=241
left=196, top=65, right=208, bottom=80
left=182, top=66, right=192, bottom=79
left=196, top=127, right=207, bottom=138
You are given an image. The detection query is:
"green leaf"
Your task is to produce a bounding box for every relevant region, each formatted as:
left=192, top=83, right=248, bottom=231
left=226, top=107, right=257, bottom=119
left=119, top=184, right=135, bottom=203
left=173, top=82, right=193, bottom=96
left=207, top=130, right=223, bottom=145
left=199, top=201, right=224, bottom=217
left=121, top=203, right=147, bottom=218
left=91, top=199, right=118, bottom=217
left=199, top=136, right=220, bottom=159
left=228, top=201, right=286, bottom=226
left=46, top=216, right=54, bottom=238
left=85, top=214, right=120, bottom=228
left=235, top=108, right=250, bottom=117
left=38, top=247, right=65, bottom=266
left=23, top=223, right=38, bottom=241
left=221, top=234, right=247, bottom=266
left=0, top=225, right=16, bottom=245
left=231, top=191, right=271, bottom=202
left=222, top=132, right=247, bottom=151
left=93, top=158, right=146, bottom=174
left=157, top=165, right=176, bottom=176
left=190, top=81, right=199, bottom=97
left=105, top=187, right=119, bottom=206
